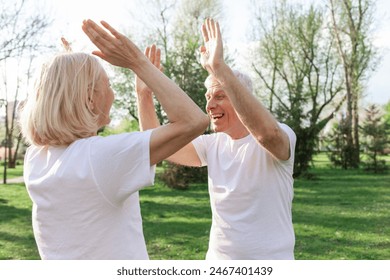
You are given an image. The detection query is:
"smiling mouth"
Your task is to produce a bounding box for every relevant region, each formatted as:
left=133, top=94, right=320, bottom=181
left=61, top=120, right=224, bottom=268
left=210, top=113, right=224, bottom=121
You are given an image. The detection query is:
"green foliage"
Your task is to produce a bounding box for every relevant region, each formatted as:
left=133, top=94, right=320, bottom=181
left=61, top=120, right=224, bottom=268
left=111, top=67, right=138, bottom=121
left=383, top=100, right=390, bottom=132
left=325, top=114, right=356, bottom=169
left=252, top=1, right=344, bottom=177
left=98, top=118, right=139, bottom=136
left=360, top=104, right=389, bottom=173
left=159, top=161, right=207, bottom=190
left=329, top=0, right=379, bottom=169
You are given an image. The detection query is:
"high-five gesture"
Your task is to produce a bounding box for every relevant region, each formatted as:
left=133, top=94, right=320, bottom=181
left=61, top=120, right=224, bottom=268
left=200, top=18, right=224, bottom=76
left=83, top=19, right=208, bottom=166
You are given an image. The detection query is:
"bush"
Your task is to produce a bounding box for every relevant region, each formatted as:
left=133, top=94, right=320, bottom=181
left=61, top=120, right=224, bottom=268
left=159, top=161, right=208, bottom=190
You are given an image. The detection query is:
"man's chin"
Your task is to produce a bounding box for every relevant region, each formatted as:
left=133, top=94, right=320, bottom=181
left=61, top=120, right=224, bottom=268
left=212, top=125, right=223, bottom=133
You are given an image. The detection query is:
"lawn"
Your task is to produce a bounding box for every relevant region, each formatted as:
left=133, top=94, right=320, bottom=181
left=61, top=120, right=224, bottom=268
left=0, top=155, right=389, bottom=260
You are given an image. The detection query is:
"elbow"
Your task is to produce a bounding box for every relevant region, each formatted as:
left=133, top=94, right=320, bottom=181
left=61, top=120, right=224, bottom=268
left=185, top=113, right=209, bottom=137
left=257, top=125, right=281, bottom=145
left=256, top=127, right=290, bottom=160
left=192, top=113, right=209, bottom=135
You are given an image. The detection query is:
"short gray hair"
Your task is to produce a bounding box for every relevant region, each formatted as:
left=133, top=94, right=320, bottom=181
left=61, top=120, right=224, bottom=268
left=204, top=69, right=253, bottom=93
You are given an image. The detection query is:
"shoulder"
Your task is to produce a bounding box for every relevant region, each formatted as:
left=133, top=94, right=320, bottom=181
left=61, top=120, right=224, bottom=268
left=193, top=132, right=225, bottom=146
left=88, top=131, right=152, bottom=148
left=68, top=131, right=153, bottom=161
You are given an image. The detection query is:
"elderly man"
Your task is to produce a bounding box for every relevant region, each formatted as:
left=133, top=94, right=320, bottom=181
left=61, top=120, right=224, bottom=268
left=136, top=18, right=296, bottom=260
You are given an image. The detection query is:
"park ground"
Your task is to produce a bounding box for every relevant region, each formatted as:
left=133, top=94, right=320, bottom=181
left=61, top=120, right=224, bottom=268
left=0, top=153, right=389, bottom=260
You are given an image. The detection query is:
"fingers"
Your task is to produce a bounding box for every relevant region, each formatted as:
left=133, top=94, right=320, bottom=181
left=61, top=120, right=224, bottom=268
left=201, top=23, right=209, bottom=42
left=206, top=18, right=215, bottom=39
left=61, top=37, right=72, bottom=52
left=201, top=18, right=220, bottom=44
left=82, top=19, right=118, bottom=51
left=100, top=20, right=123, bottom=39
left=144, top=44, right=161, bottom=69
left=149, top=44, right=156, bottom=64
left=155, top=48, right=161, bottom=70
left=214, top=21, right=221, bottom=40
left=82, top=19, right=107, bottom=50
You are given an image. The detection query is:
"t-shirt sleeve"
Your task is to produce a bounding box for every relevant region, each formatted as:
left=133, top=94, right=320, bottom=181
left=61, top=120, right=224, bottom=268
left=89, top=130, right=156, bottom=205
left=278, top=123, right=297, bottom=174
left=192, top=135, right=208, bottom=167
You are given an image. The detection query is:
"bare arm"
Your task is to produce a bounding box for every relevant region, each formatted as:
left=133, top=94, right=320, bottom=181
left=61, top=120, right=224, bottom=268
left=135, top=45, right=161, bottom=132
left=82, top=20, right=209, bottom=165
left=200, top=19, right=290, bottom=160
left=135, top=44, right=202, bottom=167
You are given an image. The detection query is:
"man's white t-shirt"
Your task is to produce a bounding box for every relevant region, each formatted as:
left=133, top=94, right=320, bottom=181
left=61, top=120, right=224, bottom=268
left=192, top=124, right=296, bottom=260
left=24, top=131, right=155, bottom=260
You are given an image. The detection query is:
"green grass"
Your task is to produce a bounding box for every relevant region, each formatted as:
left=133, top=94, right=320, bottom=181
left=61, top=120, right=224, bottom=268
left=293, top=168, right=390, bottom=259
left=0, top=183, right=39, bottom=259
left=0, top=155, right=389, bottom=260
left=0, top=164, right=23, bottom=179
left=140, top=182, right=211, bottom=259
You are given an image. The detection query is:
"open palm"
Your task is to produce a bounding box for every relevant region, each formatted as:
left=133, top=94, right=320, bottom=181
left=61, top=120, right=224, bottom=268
left=200, top=18, right=224, bottom=75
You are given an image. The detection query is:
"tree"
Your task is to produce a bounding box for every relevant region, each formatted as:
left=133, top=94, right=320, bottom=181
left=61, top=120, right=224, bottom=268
left=0, top=0, right=51, bottom=62
left=383, top=100, right=390, bottom=135
left=0, top=0, right=52, bottom=183
left=251, top=0, right=345, bottom=177
left=360, top=104, right=389, bottom=173
left=326, top=113, right=351, bottom=169
left=329, top=0, right=378, bottom=168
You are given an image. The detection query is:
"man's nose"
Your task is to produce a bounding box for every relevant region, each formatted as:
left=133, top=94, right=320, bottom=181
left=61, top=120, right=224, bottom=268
left=206, top=99, right=216, bottom=111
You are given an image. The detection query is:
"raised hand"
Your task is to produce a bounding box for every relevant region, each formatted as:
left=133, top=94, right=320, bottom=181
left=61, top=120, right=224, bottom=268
left=199, top=18, right=224, bottom=75
left=82, top=19, right=145, bottom=69
left=61, top=37, right=72, bottom=52
left=136, top=44, right=162, bottom=95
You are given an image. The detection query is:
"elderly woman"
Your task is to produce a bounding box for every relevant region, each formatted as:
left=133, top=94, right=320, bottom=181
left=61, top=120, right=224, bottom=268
left=19, top=20, right=208, bottom=260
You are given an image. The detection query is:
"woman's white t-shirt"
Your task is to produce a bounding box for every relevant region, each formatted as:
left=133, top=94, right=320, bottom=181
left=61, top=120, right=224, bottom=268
left=24, top=131, right=155, bottom=260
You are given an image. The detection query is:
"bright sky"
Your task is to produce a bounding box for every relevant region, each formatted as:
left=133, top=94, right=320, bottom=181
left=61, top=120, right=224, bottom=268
left=32, top=0, right=390, bottom=105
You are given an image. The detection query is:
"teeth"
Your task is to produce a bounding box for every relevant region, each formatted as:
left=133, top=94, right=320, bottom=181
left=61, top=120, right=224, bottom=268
left=212, top=114, right=223, bottom=119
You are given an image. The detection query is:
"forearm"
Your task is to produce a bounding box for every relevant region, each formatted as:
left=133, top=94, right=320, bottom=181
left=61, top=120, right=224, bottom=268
left=136, top=90, right=160, bottom=131
left=133, top=60, right=206, bottom=126
left=216, top=65, right=279, bottom=132
left=214, top=64, right=290, bottom=159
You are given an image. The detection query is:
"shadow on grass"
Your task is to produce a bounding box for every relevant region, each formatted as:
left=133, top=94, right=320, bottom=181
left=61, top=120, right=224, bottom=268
left=0, top=197, right=39, bottom=260
left=0, top=231, right=39, bottom=260
left=0, top=203, right=31, bottom=223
